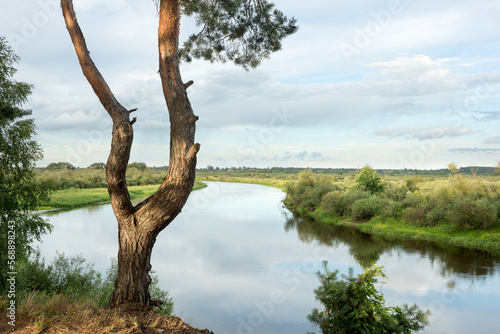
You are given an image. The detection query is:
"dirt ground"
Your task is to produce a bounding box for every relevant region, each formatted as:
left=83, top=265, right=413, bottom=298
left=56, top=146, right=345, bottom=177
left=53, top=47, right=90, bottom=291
left=1, top=305, right=214, bottom=334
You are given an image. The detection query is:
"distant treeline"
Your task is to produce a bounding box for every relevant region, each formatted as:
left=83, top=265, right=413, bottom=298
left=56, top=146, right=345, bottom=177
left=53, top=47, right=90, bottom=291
left=36, top=162, right=499, bottom=190
left=200, top=165, right=499, bottom=176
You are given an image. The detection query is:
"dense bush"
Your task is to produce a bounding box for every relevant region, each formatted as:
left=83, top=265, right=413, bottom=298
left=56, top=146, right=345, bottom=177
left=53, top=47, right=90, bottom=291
left=351, top=196, right=387, bottom=221
left=405, top=176, right=423, bottom=193
left=402, top=195, right=444, bottom=227
left=383, top=182, right=410, bottom=202
left=285, top=171, right=338, bottom=212
left=321, top=191, right=346, bottom=217
left=15, top=252, right=174, bottom=315
left=448, top=197, right=497, bottom=230
left=308, top=262, right=429, bottom=334
left=321, top=190, right=370, bottom=217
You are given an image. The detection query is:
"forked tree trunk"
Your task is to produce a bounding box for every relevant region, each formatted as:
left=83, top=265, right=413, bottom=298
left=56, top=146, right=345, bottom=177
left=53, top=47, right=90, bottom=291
left=61, top=0, right=199, bottom=308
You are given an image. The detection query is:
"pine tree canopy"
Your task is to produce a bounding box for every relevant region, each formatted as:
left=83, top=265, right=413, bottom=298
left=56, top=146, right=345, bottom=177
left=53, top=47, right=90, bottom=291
left=178, top=0, right=298, bottom=69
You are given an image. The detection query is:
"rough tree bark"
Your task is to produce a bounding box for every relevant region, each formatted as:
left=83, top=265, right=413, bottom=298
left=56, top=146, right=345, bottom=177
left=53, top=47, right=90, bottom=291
left=61, top=0, right=199, bottom=308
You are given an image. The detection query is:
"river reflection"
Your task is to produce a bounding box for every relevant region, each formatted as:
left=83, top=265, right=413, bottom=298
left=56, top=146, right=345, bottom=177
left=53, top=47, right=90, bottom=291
left=37, top=182, right=500, bottom=334
left=284, top=212, right=500, bottom=279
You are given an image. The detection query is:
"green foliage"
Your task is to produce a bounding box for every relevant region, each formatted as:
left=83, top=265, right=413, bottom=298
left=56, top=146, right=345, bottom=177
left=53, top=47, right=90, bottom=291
left=321, top=190, right=371, bottom=218
left=89, top=162, right=106, bottom=169
left=15, top=253, right=174, bottom=315
left=0, top=36, right=53, bottom=293
left=448, top=196, right=497, bottom=230
left=402, top=194, right=443, bottom=227
left=321, top=191, right=345, bottom=217
left=351, top=196, right=388, bottom=222
left=355, top=165, right=384, bottom=194
left=284, top=165, right=500, bottom=233
left=46, top=162, right=76, bottom=170
left=308, top=262, right=430, bottom=334
left=285, top=170, right=337, bottom=212
left=448, top=162, right=460, bottom=175
left=0, top=37, right=33, bottom=106
left=179, top=0, right=298, bottom=69
left=128, top=162, right=147, bottom=171
left=405, top=176, right=422, bottom=193
left=36, top=162, right=169, bottom=189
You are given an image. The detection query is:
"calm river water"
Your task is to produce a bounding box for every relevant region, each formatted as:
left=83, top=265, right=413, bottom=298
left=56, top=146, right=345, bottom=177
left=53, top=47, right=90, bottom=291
left=37, top=182, right=500, bottom=334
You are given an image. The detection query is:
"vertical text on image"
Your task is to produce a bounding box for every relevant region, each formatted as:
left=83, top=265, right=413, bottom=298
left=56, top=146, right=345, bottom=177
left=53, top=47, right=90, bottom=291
left=6, top=220, right=17, bottom=327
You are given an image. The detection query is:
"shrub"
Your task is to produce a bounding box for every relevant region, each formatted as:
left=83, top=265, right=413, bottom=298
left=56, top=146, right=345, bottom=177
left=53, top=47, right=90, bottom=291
left=320, top=191, right=345, bottom=216
left=425, top=208, right=447, bottom=226
left=403, top=207, right=426, bottom=226
left=285, top=171, right=338, bottom=212
left=381, top=199, right=400, bottom=218
left=308, top=262, right=430, bottom=334
left=355, top=165, right=384, bottom=194
left=15, top=253, right=174, bottom=315
left=321, top=189, right=371, bottom=217
left=382, top=182, right=409, bottom=202
left=401, top=194, right=445, bottom=227
left=448, top=197, right=497, bottom=230
left=351, top=195, right=386, bottom=221
left=405, top=176, right=423, bottom=193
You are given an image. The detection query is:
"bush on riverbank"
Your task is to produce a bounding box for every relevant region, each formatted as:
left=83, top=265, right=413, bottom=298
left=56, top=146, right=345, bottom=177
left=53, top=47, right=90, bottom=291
left=12, top=252, right=173, bottom=315
left=0, top=252, right=177, bottom=333
left=285, top=170, right=500, bottom=232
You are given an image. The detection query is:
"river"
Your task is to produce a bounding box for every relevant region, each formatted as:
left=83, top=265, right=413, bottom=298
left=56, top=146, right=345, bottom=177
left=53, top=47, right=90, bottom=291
left=36, top=182, right=500, bottom=334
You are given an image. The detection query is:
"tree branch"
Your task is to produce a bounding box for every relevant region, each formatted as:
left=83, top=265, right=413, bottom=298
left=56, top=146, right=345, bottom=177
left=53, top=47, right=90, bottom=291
left=60, top=0, right=128, bottom=122
left=61, top=0, right=134, bottom=218
left=134, top=0, right=200, bottom=232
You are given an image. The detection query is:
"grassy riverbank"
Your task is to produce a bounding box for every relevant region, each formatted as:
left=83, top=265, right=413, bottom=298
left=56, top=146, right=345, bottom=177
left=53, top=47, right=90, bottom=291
left=284, top=169, right=500, bottom=255
left=40, top=181, right=207, bottom=210
left=305, top=208, right=500, bottom=254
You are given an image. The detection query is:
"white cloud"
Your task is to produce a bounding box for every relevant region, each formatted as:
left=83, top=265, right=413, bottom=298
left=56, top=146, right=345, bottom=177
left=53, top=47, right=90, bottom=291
left=484, top=136, right=500, bottom=144
left=376, top=125, right=472, bottom=141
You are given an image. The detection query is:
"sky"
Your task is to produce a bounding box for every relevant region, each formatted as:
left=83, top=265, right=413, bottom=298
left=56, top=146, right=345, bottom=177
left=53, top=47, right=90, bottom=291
left=1, top=0, right=500, bottom=169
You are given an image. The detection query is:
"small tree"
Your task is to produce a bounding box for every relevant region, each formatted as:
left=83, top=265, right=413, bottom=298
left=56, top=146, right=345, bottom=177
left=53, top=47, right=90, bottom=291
left=308, top=262, right=430, bottom=334
left=447, top=162, right=460, bottom=175
left=355, top=164, right=384, bottom=194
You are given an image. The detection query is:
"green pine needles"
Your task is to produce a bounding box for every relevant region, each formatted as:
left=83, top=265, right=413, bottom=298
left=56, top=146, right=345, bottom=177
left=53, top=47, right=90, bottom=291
left=308, top=262, right=430, bottom=334
left=179, top=0, right=298, bottom=69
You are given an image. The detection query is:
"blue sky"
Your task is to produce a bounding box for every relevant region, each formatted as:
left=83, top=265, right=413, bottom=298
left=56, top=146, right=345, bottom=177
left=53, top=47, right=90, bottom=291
left=1, top=0, right=500, bottom=169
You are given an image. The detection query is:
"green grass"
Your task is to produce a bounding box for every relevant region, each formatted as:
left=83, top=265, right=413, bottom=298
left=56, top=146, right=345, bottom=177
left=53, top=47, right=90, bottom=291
left=40, top=181, right=207, bottom=210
